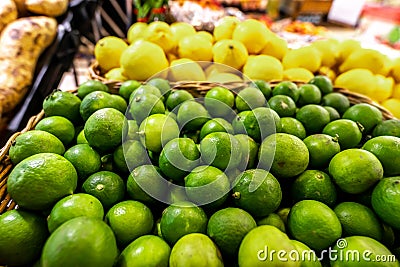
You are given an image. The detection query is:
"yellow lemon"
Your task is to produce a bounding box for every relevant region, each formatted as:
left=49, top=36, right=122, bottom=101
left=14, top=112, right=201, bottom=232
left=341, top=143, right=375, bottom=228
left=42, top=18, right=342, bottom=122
left=337, top=39, right=361, bottom=64
left=310, top=39, right=339, bottom=68
left=282, top=46, right=322, bottom=73
left=391, top=58, right=400, bottom=83
left=94, top=36, right=128, bottom=72
left=207, top=72, right=243, bottom=83
left=212, top=39, right=248, bottom=70
left=334, top=68, right=376, bottom=98
left=178, top=35, right=213, bottom=62
left=170, top=22, right=196, bottom=42
left=319, top=66, right=337, bottom=81
left=260, top=34, right=288, bottom=60
left=127, top=22, right=148, bottom=44
left=213, top=16, right=241, bottom=41
left=381, top=98, right=400, bottom=118
left=144, top=21, right=176, bottom=53
left=339, top=48, right=388, bottom=75
left=232, top=19, right=272, bottom=54
left=243, top=55, right=283, bottom=81
left=120, top=40, right=169, bottom=81
left=204, top=64, right=238, bottom=77
left=373, top=74, right=394, bottom=103
left=197, top=31, right=214, bottom=43
left=169, top=58, right=206, bottom=81
left=392, top=83, right=400, bottom=99
left=104, top=68, right=128, bottom=82
left=283, top=68, right=314, bottom=82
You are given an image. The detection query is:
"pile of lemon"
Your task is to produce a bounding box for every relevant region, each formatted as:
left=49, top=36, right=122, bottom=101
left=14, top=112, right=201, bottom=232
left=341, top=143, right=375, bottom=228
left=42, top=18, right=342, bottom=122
left=94, top=18, right=400, bottom=118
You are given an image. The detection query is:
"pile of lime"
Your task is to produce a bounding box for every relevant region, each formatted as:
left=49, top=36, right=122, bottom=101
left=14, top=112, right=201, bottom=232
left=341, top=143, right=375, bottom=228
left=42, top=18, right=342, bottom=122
left=1, top=76, right=400, bottom=267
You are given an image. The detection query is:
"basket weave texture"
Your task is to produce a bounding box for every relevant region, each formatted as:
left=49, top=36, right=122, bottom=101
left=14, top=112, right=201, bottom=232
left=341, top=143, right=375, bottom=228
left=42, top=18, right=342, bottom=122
left=0, top=81, right=394, bottom=214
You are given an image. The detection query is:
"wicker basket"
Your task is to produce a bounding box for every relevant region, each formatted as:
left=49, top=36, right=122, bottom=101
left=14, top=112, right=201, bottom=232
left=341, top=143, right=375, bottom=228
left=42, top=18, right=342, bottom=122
left=0, top=81, right=394, bottom=215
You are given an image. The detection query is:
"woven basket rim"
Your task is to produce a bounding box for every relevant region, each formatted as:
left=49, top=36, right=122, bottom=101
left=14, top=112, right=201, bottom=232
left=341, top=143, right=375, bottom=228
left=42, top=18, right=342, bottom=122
left=0, top=81, right=395, bottom=214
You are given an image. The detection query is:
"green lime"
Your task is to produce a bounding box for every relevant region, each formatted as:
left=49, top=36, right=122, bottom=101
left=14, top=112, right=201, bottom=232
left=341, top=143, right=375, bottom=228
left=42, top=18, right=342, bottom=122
left=64, top=144, right=101, bottom=180
left=47, top=193, right=104, bottom=233
left=159, top=137, right=201, bottom=182
left=35, top=116, right=75, bottom=146
left=329, top=149, right=383, bottom=194
left=199, top=118, right=234, bottom=140
left=166, top=185, right=189, bottom=203
left=254, top=80, right=272, bottom=99
left=296, top=104, right=330, bottom=134
left=114, top=140, right=149, bottom=173
left=0, top=210, right=48, bottom=266
left=372, top=177, right=400, bottom=230
left=238, top=225, right=299, bottom=267
left=363, top=136, right=400, bottom=176
left=373, top=119, right=400, bottom=137
left=41, top=217, right=118, bottom=267
left=127, top=165, right=167, bottom=205
left=232, top=107, right=281, bottom=142
left=166, top=90, right=194, bottom=112
left=200, top=132, right=242, bottom=170
left=272, top=81, right=300, bottom=102
left=232, top=169, right=282, bottom=217
left=129, top=93, right=165, bottom=124
left=9, top=130, right=65, bottom=164
left=343, top=103, right=383, bottom=134
left=277, top=207, right=291, bottom=225
left=303, top=134, right=341, bottom=168
left=297, top=84, right=322, bottom=106
left=382, top=223, right=395, bottom=248
left=322, top=119, right=363, bottom=149
left=82, top=170, right=125, bottom=210
left=334, top=201, right=383, bottom=241
left=204, top=86, right=235, bottom=118
left=235, top=87, right=266, bottom=112
left=321, top=92, right=350, bottom=115
left=105, top=200, right=154, bottom=247
left=267, top=95, right=297, bottom=117
left=76, top=129, right=88, bottom=144
left=280, top=117, right=307, bottom=139
left=288, top=200, right=342, bottom=250
left=84, top=108, right=125, bottom=152
left=330, top=236, right=399, bottom=267
left=254, top=107, right=282, bottom=140
left=256, top=213, right=286, bottom=233
left=122, top=119, right=140, bottom=141
left=308, top=75, right=333, bottom=95
left=119, top=80, right=141, bottom=101
left=323, top=106, right=341, bottom=121
left=184, top=165, right=230, bottom=209
left=234, top=134, right=259, bottom=170
left=147, top=78, right=171, bottom=98
left=118, top=235, right=171, bottom=267
left=43, top=90, right=82, bottom=124
left=100, top=154, right=115, bottom=172
left=207, top=207, right=257, bottom=256
left=8, top=153, right=77, bottom=211
left=259, top=133, right=309, bottom=178
left=177, top=100, right=210, bottom=131
left=139, top=113, right=180, bottom=153
left=109, top=94, right=128, bottom=113
left=291, top=170, right=337, bottom=207
left=160, top=201, right=208, bottom=245
left=169, top=233, right=224, bottom=267
left=80, top=91, right=114, bottom=121
left=130, top=84, right=163, bottom=101
left=77, top=80, right=109, bottom=99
